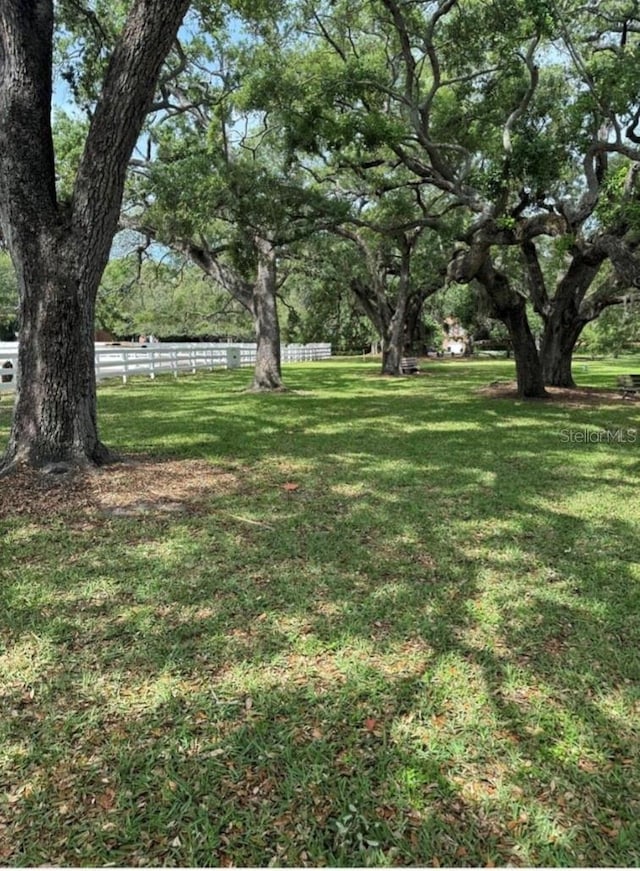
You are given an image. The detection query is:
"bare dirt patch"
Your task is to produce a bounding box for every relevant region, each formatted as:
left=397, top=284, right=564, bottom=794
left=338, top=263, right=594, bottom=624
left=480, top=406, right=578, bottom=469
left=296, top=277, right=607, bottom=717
left=476, top=380, right=637, bottom=407
left=0, top=456, right=241, bottom=520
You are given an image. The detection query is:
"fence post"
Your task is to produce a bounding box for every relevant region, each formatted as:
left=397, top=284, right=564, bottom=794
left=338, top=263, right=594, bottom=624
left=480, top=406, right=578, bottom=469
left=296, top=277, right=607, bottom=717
left=226, top=347, right=241, bottom=369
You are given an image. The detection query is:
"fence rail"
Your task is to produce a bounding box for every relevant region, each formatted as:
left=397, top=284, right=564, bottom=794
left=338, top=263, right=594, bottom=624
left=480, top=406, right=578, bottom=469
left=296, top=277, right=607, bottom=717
left=0, top=341, right=332, bottom=394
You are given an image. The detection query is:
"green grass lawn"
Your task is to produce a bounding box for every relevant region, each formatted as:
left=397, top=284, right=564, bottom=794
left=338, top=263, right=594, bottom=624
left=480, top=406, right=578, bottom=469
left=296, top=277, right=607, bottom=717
left=1, top=357, right=639, bottom=866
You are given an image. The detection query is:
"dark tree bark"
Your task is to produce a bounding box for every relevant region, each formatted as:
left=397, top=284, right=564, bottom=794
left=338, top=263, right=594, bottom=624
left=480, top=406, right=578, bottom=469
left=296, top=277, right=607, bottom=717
left=522, top=238, right=607, bottom=388
left=6, top=233, right=109, bottom=468
left=0, top=0, right=190, bottom=471
left=251, top=238, right=284, bottom=391
left=381, top=289, right=408, bottom=376
left=404, top=293, right=426, bottom=353
left=381, top=238, right=415, bottom=375
left=540, top=315, right=585, bottom=387
left=502, top=301, right=547, bottom=398
left=540, top=283, right=633, bottom=387
left=476, top=259, right=547, bottom=398
left=381, top=339, right=403, bottom=375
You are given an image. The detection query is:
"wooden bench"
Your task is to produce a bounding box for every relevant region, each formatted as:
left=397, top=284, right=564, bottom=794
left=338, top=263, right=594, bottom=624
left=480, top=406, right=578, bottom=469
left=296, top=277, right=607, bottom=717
left=618, top=374, right=640, bottom=398
left=401, top=356, right=420, bottom=374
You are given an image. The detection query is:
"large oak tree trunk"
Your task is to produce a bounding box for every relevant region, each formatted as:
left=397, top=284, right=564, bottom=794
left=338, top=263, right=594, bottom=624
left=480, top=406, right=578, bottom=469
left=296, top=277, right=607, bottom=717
left=502, top=303, right=547, bottom=398
left=536, top=269, right=595, bottom=388
left=523, top=239, right=607, bottom=388
left=5, top=233, right=108, bottom=467
left=0, top=0, right=189, bottom=472
left=476, top=258, right=546, bottom=398
left=181, top=237, right=285, bottom=391
left=405, top=292, right=432, bottom=355
left=381, top=303, right=407, bottom=376
left=381, top=340, right=403, bottom=376
left=251, top=239, right=284, bottom=391
left=540, top=318, right=585, bottom=387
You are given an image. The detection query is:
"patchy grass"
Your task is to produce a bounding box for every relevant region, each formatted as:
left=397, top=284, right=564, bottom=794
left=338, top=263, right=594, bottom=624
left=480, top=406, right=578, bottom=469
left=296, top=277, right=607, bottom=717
left=0, top=357, right=639, bottom=867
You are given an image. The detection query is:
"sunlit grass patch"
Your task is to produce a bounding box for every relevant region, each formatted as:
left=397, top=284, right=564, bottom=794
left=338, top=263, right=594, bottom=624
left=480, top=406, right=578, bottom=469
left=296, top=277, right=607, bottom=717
left=0, top=636, right=58, bottom=685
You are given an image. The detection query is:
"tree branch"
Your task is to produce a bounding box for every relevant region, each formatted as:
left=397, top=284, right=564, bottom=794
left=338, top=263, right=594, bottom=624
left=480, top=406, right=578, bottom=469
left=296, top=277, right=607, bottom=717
left=521, top=239, right=549, bottom=316
left=72, top=0, right=190, bottom=260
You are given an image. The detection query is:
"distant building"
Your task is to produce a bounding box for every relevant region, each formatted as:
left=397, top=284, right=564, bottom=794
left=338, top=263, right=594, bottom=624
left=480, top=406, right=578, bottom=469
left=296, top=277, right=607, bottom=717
left=442, top=317, right=469, bottom=355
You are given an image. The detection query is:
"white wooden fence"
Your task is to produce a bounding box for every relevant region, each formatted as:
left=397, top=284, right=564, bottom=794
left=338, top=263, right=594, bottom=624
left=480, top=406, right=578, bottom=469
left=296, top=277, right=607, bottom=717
left=0, top=341, right=332, bottom=394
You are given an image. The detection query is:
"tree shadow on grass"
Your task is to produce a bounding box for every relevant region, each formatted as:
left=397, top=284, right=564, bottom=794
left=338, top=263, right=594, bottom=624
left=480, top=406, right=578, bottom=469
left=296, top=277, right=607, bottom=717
left=1, top=364, right=639, bottom=865
left=2, top=506, right=639, bottom=865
